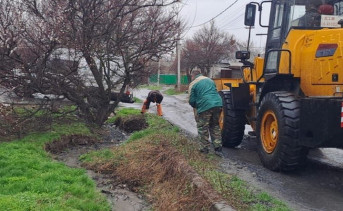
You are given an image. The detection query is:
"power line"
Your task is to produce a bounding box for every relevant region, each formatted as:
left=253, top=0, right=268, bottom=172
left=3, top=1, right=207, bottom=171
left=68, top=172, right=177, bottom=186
left=223, top=26, right=245, bottom=31
left=190, top=0, right=239, bottom=28
left=181, top=0, right=198, bottom=39
left=215, top=4, right=245, bottom=27
left=219, top=13, right=244, bottom=29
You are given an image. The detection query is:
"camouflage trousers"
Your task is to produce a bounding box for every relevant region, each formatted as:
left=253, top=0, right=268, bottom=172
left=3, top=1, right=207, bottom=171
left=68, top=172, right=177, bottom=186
left=196, top=107, right=222, bottom=150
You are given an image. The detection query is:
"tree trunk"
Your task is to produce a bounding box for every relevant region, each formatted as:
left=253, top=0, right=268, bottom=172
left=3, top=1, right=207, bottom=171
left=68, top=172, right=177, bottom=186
left=206, top=67, right=211, bottom=77
left=186, top=68, right=193, bottom=84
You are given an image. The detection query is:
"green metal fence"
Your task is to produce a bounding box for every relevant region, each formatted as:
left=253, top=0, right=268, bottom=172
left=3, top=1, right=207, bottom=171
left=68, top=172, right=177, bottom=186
left=149, top=74, right=189, bottom=85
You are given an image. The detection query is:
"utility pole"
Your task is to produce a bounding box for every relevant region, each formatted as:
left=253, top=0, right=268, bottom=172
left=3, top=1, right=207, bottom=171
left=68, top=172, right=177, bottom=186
left=177, top=39, right=181, bottom=91
left=157, top=59, right=161, bottom=86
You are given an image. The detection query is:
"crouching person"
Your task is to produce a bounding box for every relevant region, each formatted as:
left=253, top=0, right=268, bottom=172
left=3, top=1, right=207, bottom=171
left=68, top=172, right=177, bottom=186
left=141, top=90, right=163, bottom=116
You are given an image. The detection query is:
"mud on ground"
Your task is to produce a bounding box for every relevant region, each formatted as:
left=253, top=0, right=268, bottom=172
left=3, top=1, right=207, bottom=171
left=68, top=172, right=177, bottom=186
left=46, top=125, right=151, bottom=211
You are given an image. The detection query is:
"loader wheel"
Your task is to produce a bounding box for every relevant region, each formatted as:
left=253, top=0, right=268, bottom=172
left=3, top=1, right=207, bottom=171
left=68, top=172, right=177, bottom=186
left=219, top=90, right=246, bottom=147
left=256, top=92, right=308, bottom=171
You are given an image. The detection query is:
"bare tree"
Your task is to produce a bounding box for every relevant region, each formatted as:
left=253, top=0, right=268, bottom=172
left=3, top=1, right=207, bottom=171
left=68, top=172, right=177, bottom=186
left=0, top=0, right=55, bottom=97
left=182, top=40, right=200, bottom=82
left=182, top=21, right=237, bottom=77
left=0, top=0, right=181, bottom=126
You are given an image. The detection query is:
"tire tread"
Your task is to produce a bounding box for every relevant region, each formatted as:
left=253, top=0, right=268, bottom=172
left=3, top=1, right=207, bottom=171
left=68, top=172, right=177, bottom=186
left=220, top=91, right=246, bottom=147
left=257, top=91, right=308, bottom=171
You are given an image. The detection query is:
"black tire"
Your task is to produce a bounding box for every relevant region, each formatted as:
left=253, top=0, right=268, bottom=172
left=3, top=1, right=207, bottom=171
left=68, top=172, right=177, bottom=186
left=219, top=90, right=246, bottom=147
left=256, top=92, right=309, bottom=171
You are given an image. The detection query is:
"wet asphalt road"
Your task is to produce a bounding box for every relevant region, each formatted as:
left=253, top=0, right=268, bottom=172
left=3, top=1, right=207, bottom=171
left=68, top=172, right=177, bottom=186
left=126, top=87, right=343, bottom=211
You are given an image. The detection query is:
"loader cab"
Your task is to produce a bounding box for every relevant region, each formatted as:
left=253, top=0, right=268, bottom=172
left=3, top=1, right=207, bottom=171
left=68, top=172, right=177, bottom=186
left=243, top=0, right=343, bottom=78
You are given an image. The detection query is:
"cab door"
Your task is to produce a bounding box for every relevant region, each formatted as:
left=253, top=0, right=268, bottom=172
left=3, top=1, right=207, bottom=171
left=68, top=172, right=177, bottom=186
left=264, top=0, right=289, bottom=76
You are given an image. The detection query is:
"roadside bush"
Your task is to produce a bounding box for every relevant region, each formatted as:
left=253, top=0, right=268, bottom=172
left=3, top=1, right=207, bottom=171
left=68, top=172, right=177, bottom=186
left=0, top=103, right=78, bottom=142
left=0, top=103, right=52, bottom=141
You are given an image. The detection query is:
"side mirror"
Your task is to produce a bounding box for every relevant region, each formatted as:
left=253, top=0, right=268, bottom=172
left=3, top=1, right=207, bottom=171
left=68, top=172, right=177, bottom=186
left=244, top=3, right=256, bottom=26
left=236, top=51, right=250, bottom=60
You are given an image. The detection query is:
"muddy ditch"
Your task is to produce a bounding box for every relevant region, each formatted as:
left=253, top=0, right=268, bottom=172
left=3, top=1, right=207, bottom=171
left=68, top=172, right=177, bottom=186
left=45, top=115, right=232, bottom=211
left=46, top=124, right=152, bottom=211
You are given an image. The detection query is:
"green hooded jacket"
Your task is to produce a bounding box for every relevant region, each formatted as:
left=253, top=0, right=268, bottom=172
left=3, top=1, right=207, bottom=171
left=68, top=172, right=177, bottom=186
left=189, top=75, right=222, bottom=114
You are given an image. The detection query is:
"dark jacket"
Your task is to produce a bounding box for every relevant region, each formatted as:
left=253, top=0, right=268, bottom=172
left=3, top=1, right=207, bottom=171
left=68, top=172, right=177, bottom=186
left=145, top=90, right=163, bottom=109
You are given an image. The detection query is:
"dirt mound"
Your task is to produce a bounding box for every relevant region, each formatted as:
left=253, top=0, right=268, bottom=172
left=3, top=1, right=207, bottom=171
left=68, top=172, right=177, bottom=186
left=45, top=134, right=100, bottom=154
left=114, top=115, right=148, bottom=133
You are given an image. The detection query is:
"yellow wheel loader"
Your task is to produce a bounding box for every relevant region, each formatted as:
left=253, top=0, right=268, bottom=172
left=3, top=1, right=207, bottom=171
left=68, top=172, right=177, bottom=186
left=215, top=0, right=343, bottom=171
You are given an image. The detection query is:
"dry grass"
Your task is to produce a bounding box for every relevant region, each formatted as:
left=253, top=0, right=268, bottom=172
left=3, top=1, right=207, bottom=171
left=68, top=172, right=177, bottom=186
left=81, top=110, right=289, bottom=211
left=84, top=136, right=213, bottom=211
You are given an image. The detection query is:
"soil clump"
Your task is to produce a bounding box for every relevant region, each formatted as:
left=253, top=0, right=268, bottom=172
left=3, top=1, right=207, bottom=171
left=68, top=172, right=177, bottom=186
left=114, top=115, right=148, bottom=133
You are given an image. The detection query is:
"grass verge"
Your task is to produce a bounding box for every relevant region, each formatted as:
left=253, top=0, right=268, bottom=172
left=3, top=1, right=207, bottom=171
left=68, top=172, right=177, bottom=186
left=163, top=88, right=185, bottom=96
left=138, top=84, right=162, bottom=90
left=133, top=97, right=143, bottom=103
left=106, top=107, right=141, bottom=125
left=0, top=122, right=110, bottom=211
left=81, top=108, right=290, bottom=211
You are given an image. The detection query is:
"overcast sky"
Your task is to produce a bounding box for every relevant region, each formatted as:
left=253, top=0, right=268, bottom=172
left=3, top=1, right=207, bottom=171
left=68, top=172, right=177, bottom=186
left=179, top=0, right=269, bottom=52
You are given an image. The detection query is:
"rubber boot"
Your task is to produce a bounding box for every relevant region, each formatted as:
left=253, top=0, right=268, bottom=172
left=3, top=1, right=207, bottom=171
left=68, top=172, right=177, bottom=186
left=141, top=100, right=148, bottom=114
left=157, top=104, right=163, bottom=116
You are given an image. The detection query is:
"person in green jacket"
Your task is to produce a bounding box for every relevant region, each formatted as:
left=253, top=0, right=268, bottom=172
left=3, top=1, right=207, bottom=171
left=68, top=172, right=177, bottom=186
left=189, top=70, right=223, bottom=156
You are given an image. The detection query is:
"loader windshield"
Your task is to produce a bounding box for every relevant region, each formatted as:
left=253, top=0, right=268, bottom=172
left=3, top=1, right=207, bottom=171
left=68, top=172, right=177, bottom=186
left=289, top=0, right=343, bottom=28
